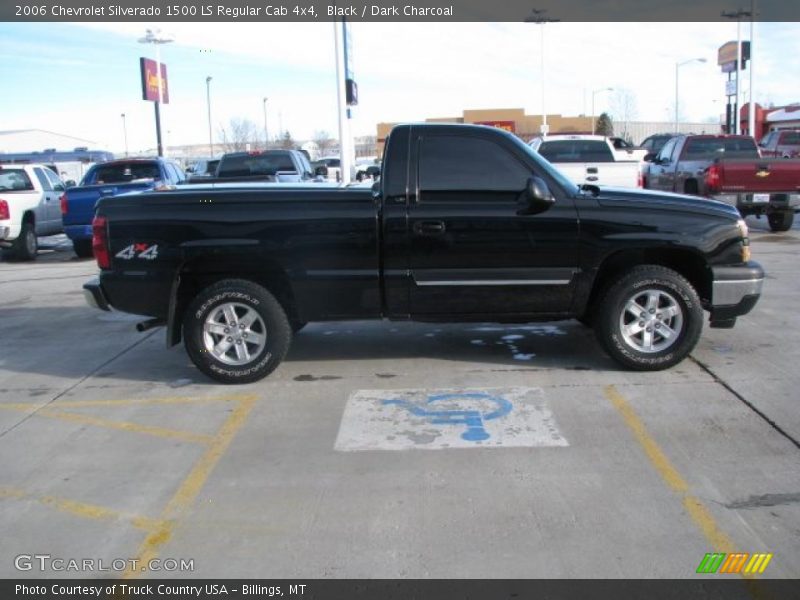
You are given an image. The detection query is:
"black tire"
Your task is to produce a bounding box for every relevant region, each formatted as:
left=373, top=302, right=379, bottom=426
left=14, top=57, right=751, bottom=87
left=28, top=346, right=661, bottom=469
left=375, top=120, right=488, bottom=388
left=683, top=179, right=699, bottom=196
left=11, top=220, right=38, bottom=261
left=768, top=210, right=794, bottom=232
left=595, top=265, right=703, bottom=371
left=73, top=239, right=94, bottom=258
left=183, top=279, right=292, bottom=384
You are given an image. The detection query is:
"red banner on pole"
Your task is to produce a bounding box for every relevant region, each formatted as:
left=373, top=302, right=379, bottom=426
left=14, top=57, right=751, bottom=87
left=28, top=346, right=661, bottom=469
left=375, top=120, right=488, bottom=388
left=140, top=57, right=169, bottom=104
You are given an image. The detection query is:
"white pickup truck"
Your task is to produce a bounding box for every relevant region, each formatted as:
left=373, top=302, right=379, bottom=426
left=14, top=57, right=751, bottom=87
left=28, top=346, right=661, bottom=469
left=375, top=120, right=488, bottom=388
left=0, top=164, right=65, bottom=260
left=529, top=134, right=643, bottom=189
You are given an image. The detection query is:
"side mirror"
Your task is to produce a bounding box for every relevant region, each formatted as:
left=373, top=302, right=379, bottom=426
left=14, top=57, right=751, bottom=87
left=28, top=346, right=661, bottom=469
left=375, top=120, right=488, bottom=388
left=314, top=165, right=328, bottom=177
left=643, top=153, right=656, bottom=163
left=521, top=176, right=555, bottom=215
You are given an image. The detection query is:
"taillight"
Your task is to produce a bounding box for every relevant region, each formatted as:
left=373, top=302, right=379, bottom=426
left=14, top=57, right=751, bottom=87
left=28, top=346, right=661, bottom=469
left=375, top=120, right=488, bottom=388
left=92, top=215, right=110, bottom=269
left=705, top=164, right=721, bottom=194
left=60, top=193, right=68, bottom=215
left=637, top=171, right=644, bottom=188
left=0, top=200, right=9, bottom=220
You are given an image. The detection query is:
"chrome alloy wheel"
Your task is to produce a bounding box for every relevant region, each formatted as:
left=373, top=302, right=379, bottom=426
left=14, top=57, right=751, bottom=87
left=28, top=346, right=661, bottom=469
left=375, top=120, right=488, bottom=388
left=202, top=302, right=267, bottom=366
left=619, top=288, right=684, bottom=354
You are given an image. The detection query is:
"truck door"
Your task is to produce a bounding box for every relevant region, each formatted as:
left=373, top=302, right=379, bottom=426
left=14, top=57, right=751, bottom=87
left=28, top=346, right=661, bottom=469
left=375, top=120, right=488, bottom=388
left=407, top=131, right=580, bottom=316
left=32, top=167, right=62, bottom=234
left=651, top=137, right=680, bottom=191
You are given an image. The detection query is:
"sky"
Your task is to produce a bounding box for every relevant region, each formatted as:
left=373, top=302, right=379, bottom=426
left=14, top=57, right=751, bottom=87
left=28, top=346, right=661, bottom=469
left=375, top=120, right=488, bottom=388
left=1, top=21, right=798, bottom=154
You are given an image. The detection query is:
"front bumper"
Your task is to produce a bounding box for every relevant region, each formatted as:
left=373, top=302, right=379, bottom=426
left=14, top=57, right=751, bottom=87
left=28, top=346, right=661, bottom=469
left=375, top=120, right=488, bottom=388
left=709, top=262, right=764, bottom=328
left=83, top=278, right=111, bottom=311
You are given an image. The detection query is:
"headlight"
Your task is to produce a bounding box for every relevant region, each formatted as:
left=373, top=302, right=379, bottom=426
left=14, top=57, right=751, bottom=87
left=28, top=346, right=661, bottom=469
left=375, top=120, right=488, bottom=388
left=737, top=219, right=751, bottom=262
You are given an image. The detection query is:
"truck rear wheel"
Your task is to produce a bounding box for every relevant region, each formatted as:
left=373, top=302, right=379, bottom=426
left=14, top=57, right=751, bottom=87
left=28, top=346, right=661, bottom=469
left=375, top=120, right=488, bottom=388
left=183, top=279, right=292, bottom=384
left=73, top=239, right=94, bottom=258
left=595, top=265, right=703, bottom=371
left=768, top=210, right=794, bottom=232
left=11, top=221, right=38, bottom=261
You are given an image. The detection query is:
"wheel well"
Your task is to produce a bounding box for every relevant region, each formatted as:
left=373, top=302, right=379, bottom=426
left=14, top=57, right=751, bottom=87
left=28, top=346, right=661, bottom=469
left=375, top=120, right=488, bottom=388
left=22, top=210, right=35, bottom=225
left=586, top=249, right=711, bottom=313
left=170, top=260, right=299, bottom=344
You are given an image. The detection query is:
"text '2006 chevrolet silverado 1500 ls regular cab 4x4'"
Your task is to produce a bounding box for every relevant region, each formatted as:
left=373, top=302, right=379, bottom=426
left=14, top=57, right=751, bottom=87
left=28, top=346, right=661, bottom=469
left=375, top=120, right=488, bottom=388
left=83, top=124, right=764, bottom=384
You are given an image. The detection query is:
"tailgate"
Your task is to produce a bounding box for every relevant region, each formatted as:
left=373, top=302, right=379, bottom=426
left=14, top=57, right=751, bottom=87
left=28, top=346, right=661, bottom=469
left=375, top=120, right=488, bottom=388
left=718, top=159, right=800, bottom=194
left=63, top=182, right=154, bottom=226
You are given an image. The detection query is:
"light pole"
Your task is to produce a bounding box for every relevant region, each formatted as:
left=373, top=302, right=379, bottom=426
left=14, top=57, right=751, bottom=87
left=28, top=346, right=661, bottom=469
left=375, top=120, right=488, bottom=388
left=748, top=0, right=756, bottom=137
left=675, top=57, right=707, bottom=133
left=138, top=28, right=174, bottom=157
left=591, top=88, right=613, bottom=134
left=120, top=113, right=128, bottom=157
left=205, top=76, right=213, bottom=157
left=262, top=97, right=269, bottom=150
left=525, top=9, right=559, bottom=136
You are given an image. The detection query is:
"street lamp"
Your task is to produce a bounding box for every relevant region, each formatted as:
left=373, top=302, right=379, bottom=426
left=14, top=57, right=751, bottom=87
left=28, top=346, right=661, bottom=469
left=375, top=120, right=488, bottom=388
left=525, top=9, right=559, bottom=136
left=138, top=28, right=174, bottom=157
left=262, top=97, right=269, bottom=150
left=675, top=57, right=707, bottom=133
left=206, top=76, right=213, bottom=157
left=591, top=88, right=613, bottom=134
left=120, top=113, right=128, bottom=157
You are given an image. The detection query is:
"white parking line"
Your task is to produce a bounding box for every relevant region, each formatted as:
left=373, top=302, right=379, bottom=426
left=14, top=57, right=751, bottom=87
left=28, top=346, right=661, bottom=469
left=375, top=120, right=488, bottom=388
left=335, top=387, right=568, bottom=451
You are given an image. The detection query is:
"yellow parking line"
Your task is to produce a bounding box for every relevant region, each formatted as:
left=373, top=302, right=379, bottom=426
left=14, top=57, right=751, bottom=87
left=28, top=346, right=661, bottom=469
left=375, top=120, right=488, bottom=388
left=603, top=385, right=748, bottom=576
left=122, top=394, right=258, bottom=579
left=28, top=409, right=214, bottom=445
left=0, top=394, right=250, bottom=411
left=0, top=486, right=163, bottom=531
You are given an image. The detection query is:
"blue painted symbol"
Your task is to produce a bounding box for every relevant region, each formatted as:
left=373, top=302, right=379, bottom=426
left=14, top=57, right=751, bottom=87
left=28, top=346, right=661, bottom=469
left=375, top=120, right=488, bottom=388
left=382, top=392, right=512, bottom=442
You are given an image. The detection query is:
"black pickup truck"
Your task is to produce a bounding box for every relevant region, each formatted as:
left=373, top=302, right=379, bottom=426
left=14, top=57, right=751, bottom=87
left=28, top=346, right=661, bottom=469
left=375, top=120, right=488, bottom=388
left=83, top=124, right=764, bottom=383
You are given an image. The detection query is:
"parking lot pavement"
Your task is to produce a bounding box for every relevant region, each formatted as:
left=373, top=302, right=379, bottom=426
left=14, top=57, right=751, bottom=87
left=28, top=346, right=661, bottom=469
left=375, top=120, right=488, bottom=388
left=0, top=226, right=798, bottom=579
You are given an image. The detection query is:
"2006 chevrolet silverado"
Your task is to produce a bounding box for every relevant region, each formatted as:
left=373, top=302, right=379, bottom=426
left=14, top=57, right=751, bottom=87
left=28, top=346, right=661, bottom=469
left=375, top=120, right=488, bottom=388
left=83, top=124, right=764, bottom=383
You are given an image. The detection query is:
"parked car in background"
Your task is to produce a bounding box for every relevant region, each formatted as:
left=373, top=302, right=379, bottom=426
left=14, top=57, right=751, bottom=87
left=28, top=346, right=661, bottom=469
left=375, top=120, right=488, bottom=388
left=759, top=130, right=800, bottom=158
left=530, top=134, right=643, bottom=188
left=0, top=163, right=65, bottom=260
left=62, top=158, right=186, bottom=257
left=609, top=137, right=648, bottom=162
left=186, top=158, right=220, bottom=179
left=313, top=156, right=342, bottom=182
left=204, top=150, right=319, bottom=183
left=644, top=134, right=800, bottom=231
left=640, top=133, right=677, bottom=160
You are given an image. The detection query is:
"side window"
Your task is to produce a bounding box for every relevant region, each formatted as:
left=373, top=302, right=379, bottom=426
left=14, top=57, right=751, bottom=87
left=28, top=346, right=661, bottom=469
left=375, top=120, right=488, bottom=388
left=45, top=168, right=65, bottom=191
left=657, top=138, right=677, bottom=162
left=33, top=168, right=53, bottom=191
left=418, top=135, right=530, bottom=196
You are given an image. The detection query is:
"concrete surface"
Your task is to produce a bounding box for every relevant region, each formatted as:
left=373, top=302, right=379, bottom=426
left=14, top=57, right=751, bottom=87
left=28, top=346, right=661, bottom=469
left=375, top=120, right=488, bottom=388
left=0, top=223, right=798, bottom=579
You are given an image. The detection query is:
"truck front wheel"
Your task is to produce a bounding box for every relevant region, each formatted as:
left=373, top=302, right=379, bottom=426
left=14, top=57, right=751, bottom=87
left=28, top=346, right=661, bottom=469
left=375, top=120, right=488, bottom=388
left=768, top=210, right=794, bottom=232
left=11, top=220, right=38, bottom=261
left=183, top=279, right=292, bottom=384
left=595, top=265, right=703, bottom=371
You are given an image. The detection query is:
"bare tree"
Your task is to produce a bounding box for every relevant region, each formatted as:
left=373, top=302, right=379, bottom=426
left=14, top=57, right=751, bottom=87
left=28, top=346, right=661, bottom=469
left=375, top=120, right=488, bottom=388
left=609, top=88, right=639, bottom=142
left=313, top=130, right=337, bottom=156
left=279, top=131, right=295, bottom=150
left=218, top=118, right=261, bottom=152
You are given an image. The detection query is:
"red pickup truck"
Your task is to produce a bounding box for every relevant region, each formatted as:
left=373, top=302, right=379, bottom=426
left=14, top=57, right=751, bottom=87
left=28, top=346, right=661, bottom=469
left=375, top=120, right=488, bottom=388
left=759, top=130, right=800, bottom=158
left=644, top=134, right=800, bottom=232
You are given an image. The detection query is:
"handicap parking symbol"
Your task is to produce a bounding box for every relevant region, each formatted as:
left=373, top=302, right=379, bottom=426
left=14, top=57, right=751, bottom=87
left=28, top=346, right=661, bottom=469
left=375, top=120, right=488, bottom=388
left=334, top=387, right=568, bottom=451
left=382, top=392, right=512, bottom=442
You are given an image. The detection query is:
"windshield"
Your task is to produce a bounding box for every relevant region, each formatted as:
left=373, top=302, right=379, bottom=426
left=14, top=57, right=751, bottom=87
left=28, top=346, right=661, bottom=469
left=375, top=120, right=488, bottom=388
left=0, top=168, right=34, bottom=191
left=89, top=162, right=161, bottom=184
left=502, top=133, right=580, bottom=194
left=218, top=153, right=295, bottom=177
